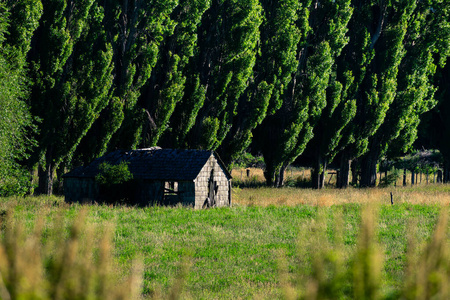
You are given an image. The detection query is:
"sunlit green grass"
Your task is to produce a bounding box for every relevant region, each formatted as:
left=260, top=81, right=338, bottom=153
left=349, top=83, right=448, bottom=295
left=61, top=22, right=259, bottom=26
left=1, top=192, right=447, bottom=299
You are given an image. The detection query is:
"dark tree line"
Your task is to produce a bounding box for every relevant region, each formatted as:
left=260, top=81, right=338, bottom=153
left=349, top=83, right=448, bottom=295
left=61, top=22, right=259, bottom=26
left=0, top=0, right=449, bottom=195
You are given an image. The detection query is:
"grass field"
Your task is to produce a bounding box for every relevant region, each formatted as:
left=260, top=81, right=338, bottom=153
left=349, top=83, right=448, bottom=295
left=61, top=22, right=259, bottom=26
left=0, top=184, right=449, bottom=299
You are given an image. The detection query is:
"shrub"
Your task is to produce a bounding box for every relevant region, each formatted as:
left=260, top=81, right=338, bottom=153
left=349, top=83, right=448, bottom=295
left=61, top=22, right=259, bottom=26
left=95, top=161, right=133, bottom=187
left=95, top=162, right=134, bottom=204
left=231, top=152, right=265, bottom=169
left=379, top=168, right=401, bottom=187
left=0, top=166, right=32, bottom=197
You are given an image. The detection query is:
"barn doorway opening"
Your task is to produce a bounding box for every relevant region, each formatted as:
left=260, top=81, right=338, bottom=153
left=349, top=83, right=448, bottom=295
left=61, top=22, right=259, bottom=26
left=204, top=169, right=218, bottom=208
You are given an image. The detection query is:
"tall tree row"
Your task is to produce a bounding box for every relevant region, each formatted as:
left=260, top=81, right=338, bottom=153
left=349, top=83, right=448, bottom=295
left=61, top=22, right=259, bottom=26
left=1, top=0, right=449, bottom=194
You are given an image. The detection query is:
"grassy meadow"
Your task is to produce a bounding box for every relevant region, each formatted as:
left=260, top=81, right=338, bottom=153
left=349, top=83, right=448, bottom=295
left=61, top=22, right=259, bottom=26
left=0, top=175, right=449, bottom=299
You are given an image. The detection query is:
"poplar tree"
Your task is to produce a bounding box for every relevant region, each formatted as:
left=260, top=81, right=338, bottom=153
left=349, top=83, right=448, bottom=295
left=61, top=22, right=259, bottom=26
left=307, top=71, right=356, bottom=189
left=254, top=0, right=352, bottom=187
left=359, top=0, right=450, bottom=187
left=182, top=0, right=263, bottom=151
left=426, top=63, right=450, bottom=181
left=218, top=0, right=301, bottom=165
left=75, top=0, right=179, bottom=163
left=334, top=0, right=409, bottom=188
left=140, top=0, right=210, bottom=147
left=104, top=0, right=179, bottom=150
left=28, top=0, right=114, bottom=194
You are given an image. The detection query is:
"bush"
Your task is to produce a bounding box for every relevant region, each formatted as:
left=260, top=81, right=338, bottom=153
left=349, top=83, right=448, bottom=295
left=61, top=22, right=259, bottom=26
left=231, top=152, right=265, bottom=169
left=95, top=161, right=133, bottom=186
left=0, top=166, right=32, bottom=197
left=379, top=168, right=400, bottom=187
left=95, top=162, right=134, bottom=204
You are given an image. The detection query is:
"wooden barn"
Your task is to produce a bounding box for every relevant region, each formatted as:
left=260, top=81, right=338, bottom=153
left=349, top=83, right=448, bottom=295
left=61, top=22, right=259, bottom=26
left=63, top=148, right=232, bottom=208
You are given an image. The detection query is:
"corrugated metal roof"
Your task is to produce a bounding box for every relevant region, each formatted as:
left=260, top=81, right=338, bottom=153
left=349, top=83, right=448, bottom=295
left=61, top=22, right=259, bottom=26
left=63, top=148, right=232, bottom=181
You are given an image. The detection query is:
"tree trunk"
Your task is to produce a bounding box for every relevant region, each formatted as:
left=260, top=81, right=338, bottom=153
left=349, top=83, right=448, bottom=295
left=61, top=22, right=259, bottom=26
left=360, top=150, right=379, bottom=187
left=337, top=155, right=350, bottom=189
left=312, top=153, right=322, bottom=189
left=37, top=163, right=53, bottom=195
left=264, top=162, right=276, bottom=187
left=444, top=160, right=450, bottom=183
left=311, top=167, right=319, bottom=189
left=403, top=168, right=407, bottom=186
left=437, top=170, right=443, bottom=183
left=277, top=165, right=287, bottom=188
left=351, top=159, right=359, bottom=186
left=411, top=170, right=415, bottom=185
left=320, top=159, right=327, bottom=189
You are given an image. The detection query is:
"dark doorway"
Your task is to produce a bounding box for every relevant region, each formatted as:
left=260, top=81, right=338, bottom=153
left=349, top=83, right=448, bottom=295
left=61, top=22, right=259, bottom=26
left=208, top=169, right=217, bottom=207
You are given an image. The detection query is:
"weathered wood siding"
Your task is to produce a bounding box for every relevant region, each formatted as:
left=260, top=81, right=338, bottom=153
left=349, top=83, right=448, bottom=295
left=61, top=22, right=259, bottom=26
left=194, top=154, right=231, bottom=209
left=135, top=180, right=164, bottom=205
left=64, top=178, right=99, bottom=203
left=178, top=182, right=195, bottom=206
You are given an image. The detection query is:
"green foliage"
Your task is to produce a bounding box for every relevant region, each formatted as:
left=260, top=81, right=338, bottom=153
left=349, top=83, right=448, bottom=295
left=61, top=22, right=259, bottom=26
left=230, top=152, right=265, bottom=169
left=95, top=162, right=133, bottom=187
left=353, top=0, right=450, bottom=186
left=186, top=0, right=263, bottom=151
left=142, top=0, right=211, bottom=148
left=25, top=0, right=114, bottom=194
left=105, top=0, right=180, bottom=150
left=378, top=168, right=401, bottom=188
left=2, top=0, right=450, bottom=193
left=255, top=0, right=353, bottom=186
left=219, top=0, right=301, bottom=164
left=0, top=2, right=38, bottom=196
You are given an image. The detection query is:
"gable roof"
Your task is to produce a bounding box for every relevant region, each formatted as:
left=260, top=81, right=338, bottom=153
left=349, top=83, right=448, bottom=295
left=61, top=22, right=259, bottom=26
left=63, top=148, right=232, bottom=181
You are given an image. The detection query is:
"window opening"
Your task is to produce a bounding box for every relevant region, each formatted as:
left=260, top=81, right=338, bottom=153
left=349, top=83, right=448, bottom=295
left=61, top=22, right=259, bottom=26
left=165, top=181, right=178, bottom=193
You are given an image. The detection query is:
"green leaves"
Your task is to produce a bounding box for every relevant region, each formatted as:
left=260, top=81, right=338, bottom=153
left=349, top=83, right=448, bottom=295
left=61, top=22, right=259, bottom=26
left=254, top=0, right=352, bottom=186
left=95, top=161, right=133, bottom=186
left=0, top=1, right=39, bottom=195
left=2, top=0, right=450, bottom=193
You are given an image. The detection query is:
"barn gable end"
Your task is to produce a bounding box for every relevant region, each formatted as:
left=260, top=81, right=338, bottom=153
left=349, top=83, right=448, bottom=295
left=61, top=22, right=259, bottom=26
left=194, top=154, right=232, bottom=209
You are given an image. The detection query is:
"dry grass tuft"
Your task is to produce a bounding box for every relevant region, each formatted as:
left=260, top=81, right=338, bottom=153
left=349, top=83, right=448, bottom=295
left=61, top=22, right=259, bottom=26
left=0, top=209, right=142, bottom=300
left=402, top=208, right=449, bottom=300
left=282, top=206, right=449, bottom=300
left=352, top=206, right=383, bottom=300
